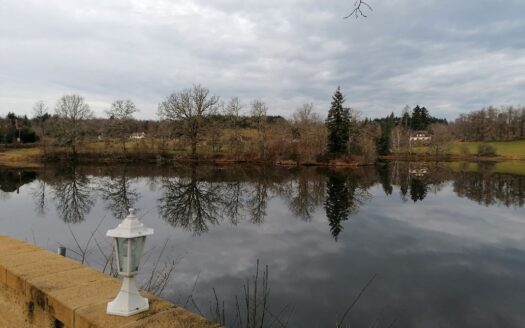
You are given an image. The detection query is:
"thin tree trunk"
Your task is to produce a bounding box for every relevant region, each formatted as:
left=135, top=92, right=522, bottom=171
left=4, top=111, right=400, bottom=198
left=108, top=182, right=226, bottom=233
left=191, top=140, right=197, bottom=159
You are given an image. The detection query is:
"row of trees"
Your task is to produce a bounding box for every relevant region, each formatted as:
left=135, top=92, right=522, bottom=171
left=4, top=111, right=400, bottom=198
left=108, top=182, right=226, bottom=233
left=7, top=87, right=325, bottom=162
left=452, top=106, right=525, bottom=142
left=3, top=86, right=524, bottom=162
left=0, top=112, right=38, bottom=144
left=324, top=89, right=451, bottom=158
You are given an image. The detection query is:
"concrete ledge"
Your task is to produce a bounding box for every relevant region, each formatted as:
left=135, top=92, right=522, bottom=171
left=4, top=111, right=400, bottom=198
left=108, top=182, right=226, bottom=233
left=0, top=235, right=220, bottom=328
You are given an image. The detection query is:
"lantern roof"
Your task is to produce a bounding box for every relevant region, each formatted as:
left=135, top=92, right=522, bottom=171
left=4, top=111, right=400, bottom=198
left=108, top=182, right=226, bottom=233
left=107, top=209, right=154, bottom=238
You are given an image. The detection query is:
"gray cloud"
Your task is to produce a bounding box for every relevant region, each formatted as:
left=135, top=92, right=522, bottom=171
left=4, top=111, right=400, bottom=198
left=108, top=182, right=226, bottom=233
left=1, top=0, right=524, bottom=119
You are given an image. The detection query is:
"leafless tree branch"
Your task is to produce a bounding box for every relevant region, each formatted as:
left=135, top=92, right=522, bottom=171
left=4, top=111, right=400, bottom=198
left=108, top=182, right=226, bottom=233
left=344, top=0, right=373, bottom=19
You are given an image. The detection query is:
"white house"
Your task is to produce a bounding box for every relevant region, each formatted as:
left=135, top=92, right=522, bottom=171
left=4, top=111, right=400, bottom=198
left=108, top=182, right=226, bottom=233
left=129, top=132, right=146, bottom=140
left=409, top=131, right=431, bottom=142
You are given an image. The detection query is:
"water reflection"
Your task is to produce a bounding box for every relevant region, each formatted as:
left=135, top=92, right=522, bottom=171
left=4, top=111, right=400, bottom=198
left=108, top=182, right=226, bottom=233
left=159, top=165, right=224, bottom=235
left=0, top=170, right=36, bottom=193
left=48, top=166, right=94, bottom=223
left=1, top=162, right=525, bottom=327
left=324, top=170, right=370, bottom=241
left=100, top=166, right=139, bottom=220
left=1, top=162, right=524, bottom=236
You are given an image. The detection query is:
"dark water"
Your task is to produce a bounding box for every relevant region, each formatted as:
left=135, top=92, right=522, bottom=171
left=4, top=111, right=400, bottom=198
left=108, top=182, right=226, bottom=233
left=1, top=162, right=525, bottom=327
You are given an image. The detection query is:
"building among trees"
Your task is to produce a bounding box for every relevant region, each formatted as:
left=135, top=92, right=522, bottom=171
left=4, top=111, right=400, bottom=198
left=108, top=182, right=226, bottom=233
left=409, top=131, right=431, bottom=142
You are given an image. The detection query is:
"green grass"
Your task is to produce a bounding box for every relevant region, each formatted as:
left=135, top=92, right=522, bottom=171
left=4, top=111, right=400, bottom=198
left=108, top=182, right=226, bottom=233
left=408, top=140, right=525, bottom=159
left=448, top=140, right=525, bottom=159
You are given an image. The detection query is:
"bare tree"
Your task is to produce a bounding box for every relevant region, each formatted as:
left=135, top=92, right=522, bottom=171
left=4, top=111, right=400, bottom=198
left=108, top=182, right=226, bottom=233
left=54, top=95, right=94, bottom=157
left=429, top=123, right=453, bottom=157
left=105, top=99, right=138, bottom=155
left=250, top=100, right=268, bottom=160
left=32, top=100, right=49, bottom=156
left=225, top=97, right=244, bottom=156
left=158, top=85, right=219, bottom=159
left=344, top=0, right=373, bottom=19
left=292, top=103, right=325, bottom=162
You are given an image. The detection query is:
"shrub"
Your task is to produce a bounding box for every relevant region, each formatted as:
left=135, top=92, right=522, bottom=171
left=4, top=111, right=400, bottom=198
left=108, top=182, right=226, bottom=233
left=477, top=143, right=497, bottom=157
left=459, top=144, right=470, bottom=156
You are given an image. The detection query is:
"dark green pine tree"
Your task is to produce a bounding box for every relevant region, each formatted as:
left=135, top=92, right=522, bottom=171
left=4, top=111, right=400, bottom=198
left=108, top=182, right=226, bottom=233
left=411, top=105, right=422, bottom=130
left=326, top=87, right=351, bottom=154
left=401, top=111, right=411, bottom=129
left=376, top=113, right=394, bottom=156
left=420, top=106, right=430, bottom=130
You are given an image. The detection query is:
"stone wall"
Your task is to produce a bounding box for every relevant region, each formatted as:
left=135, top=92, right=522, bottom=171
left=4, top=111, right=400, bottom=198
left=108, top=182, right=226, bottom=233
left=0, top=235, right=219, bottom=328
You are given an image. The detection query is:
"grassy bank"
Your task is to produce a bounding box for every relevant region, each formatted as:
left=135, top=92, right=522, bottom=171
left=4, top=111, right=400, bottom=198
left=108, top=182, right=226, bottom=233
left=0, top=140, right=363, bottom=168
left=1, top=139, right=524, bottom=168
left=405, top=140, right=525, bottom=160
left=0, top=148, right=42, bottom=168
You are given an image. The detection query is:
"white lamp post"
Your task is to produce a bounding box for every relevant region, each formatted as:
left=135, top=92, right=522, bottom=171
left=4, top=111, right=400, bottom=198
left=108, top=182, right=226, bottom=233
left=106, top=208, right=154, bottom=316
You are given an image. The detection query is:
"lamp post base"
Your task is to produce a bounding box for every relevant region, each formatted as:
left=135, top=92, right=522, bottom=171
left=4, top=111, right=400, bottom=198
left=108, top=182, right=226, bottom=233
left=107, top=277, right=149, bottom=317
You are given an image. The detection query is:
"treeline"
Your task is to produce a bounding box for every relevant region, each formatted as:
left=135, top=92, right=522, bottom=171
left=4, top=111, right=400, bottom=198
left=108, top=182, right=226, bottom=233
left=1, top=86, right=524, bottom=163
left=452, top=106, right=525, bottom=141
left=0, top=112, right=38, bottom=143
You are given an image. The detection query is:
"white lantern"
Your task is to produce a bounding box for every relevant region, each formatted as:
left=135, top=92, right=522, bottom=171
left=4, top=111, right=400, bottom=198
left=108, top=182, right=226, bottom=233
left=106, top=208, right=154, bottom=316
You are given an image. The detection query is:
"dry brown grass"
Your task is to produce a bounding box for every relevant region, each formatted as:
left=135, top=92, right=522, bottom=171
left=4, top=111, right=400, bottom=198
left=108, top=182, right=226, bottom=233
left=0, top=147, right=42, bottom=168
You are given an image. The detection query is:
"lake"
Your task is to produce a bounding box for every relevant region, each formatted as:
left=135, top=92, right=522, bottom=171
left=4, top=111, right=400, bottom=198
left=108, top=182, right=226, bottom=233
left=1, top=162, right=524, bottom=327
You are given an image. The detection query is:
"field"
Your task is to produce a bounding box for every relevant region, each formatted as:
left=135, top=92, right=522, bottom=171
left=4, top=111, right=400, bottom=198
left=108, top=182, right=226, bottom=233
left=410, top=140, right=525, bottom=160
left=448, top=140, right=525, bottom=159
left=0, top=147, right=42, bottom=168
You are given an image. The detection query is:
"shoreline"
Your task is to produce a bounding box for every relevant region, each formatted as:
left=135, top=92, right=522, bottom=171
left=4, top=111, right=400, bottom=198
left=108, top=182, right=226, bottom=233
left=1, top=147, right=524, bottom=170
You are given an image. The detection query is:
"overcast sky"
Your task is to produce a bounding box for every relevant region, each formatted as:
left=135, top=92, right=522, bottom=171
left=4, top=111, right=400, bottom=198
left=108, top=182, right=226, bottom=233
left=1, top=0, right=524, bottom=120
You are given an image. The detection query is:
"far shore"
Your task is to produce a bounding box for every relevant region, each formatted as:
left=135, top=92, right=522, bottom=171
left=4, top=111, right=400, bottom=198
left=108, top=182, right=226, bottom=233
left=1, top=142, right=524, bottom=170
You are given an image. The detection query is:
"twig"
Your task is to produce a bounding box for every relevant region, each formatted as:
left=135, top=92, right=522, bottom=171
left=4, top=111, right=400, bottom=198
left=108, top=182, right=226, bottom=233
left=336, top=273, right=377, bottom=328
left=344, top=0, right=373, bottom=19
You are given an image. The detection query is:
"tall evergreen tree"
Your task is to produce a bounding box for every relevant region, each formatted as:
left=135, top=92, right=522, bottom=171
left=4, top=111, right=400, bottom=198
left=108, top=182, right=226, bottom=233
left=326, top=87, right=351, bottom=154
left=411, top=105, right=422, bottom=130
left=420, top=106, right=430, bottom=130
left=376, top=113, right=394, bottom=155
left=411, top=105, right=431, bottom=130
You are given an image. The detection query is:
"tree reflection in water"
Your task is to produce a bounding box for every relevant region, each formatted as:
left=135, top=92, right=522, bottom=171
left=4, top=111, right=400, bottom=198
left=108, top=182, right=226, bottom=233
left=2, top=162, right=525, bottom=235
left=100, top=166, right=139, bottom=220
left=409, top=178, right=428, bottom=202
left=49, top=166, right=94, bottom=223
left=324, top=170, right=370, bottom=241
left=278, top=169, right=325, bottom=221
left=159, top=165, right=225, bottom=235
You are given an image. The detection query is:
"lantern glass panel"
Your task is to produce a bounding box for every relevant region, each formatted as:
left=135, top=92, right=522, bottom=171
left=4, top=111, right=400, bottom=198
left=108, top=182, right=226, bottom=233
left=115, top=238, right=129, bottom=273
left=129, top=236, right=146, bottom=272
left=115, top=236, right=147, bottom=274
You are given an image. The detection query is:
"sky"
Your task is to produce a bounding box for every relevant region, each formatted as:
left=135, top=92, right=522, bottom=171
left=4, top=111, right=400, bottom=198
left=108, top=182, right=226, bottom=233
left=1, top=0, right=524, bottom=120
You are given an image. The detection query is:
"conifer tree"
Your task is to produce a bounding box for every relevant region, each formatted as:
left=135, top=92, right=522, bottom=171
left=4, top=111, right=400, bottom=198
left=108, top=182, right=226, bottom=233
left=376, top=113, right=394, bottom=155
left=326, top=86, right=351, bottom=154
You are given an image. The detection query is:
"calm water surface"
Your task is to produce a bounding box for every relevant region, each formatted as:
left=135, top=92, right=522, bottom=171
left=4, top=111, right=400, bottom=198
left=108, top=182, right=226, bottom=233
left=1, top=162, right=524, bottom=327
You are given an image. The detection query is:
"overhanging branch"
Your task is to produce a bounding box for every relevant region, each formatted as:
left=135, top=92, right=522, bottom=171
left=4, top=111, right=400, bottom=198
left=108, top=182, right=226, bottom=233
left=344, top=0, right=373, bottom=19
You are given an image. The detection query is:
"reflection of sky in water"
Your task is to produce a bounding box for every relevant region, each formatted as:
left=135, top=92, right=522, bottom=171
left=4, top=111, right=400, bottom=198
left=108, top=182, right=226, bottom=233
left=1, top=169, right=525, bottom=327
